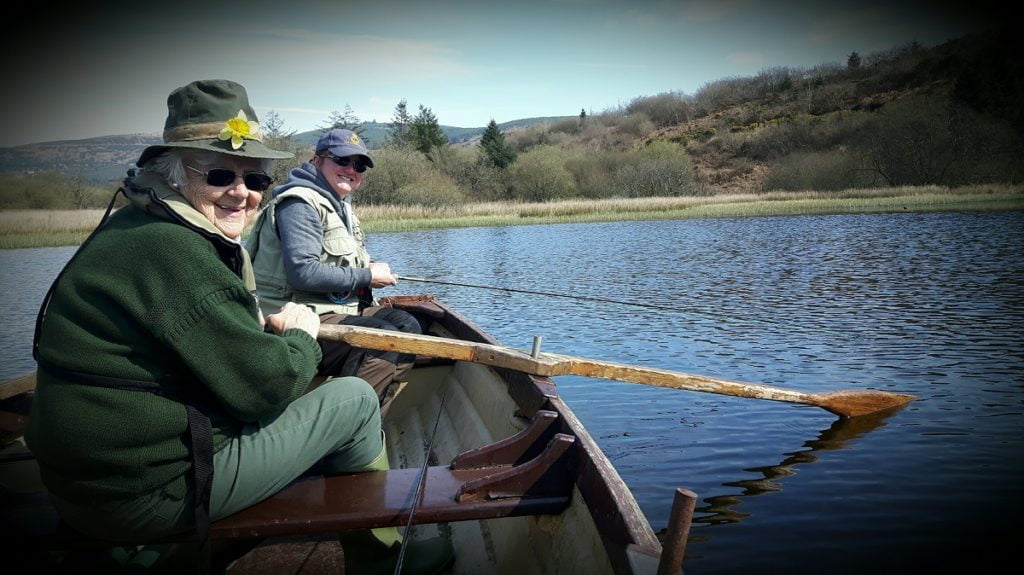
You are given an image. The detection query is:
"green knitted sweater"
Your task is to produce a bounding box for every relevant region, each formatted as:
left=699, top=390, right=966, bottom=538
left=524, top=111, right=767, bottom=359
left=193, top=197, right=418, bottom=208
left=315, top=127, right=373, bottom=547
left=25, top=174, right=322, bottom=503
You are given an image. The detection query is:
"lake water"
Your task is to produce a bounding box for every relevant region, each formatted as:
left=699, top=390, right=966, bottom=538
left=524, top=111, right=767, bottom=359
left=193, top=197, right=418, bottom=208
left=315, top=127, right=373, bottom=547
left=2, top=211, right=1022, bottom=574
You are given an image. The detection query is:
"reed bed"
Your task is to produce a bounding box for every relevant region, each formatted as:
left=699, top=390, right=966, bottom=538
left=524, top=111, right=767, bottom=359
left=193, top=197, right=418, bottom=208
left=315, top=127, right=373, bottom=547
left=0, top=209, right=106, bottom=249
left=360, top=184, right=1024, bottom=232
left=2, top=185, right=1021, bottom=248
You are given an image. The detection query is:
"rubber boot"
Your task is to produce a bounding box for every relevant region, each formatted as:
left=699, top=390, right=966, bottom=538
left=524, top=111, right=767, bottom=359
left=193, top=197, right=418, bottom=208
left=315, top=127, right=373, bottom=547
left=338, top=441, right=454, bottom=575
left=338, top=530, right=454, bottom=575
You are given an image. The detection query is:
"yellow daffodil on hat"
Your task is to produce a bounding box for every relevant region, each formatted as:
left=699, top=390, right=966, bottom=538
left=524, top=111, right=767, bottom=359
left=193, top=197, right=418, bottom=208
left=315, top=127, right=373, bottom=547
left=219, top=110, right=258, bottom=150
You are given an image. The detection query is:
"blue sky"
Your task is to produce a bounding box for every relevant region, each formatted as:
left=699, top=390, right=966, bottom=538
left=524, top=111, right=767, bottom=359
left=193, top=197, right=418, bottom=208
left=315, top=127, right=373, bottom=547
left=0, top=0, right=1003, bottom=147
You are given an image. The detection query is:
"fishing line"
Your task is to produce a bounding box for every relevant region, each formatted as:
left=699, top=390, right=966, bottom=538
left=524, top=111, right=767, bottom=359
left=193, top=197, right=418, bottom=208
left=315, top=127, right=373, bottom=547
left=396, top=275, right=857, bottom=340
left=393, top=378, right=451, bottom=574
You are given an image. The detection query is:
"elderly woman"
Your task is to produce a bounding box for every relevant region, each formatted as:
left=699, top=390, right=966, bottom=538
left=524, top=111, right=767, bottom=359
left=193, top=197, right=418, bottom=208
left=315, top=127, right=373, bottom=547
left=25, top=80, right=451, bottom=574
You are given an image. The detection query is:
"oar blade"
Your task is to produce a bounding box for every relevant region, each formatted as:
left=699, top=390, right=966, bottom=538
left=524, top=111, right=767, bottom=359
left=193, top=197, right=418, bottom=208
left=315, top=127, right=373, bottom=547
left=816, top=390, right=916, bottom=418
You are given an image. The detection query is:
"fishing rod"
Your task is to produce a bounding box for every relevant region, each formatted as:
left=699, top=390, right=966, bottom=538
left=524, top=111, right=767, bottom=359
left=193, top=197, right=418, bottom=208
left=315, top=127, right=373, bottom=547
left=398, top=275, right=702, bottom=313
left=396, top=274, right=853, bottom=338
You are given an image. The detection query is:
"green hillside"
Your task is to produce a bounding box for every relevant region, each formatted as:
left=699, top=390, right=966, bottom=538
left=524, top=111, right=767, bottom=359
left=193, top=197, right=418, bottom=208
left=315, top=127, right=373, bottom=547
left=1, top=26, right=1019, bottom=205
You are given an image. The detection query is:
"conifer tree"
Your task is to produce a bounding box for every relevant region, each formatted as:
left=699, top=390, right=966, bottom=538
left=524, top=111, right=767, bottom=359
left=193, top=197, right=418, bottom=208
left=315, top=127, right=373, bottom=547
left=410, top=105, right=448, bottom=155
left=479, top=119, right=517, bottom=169
left=262, top=110, right=296, bottom=148
left=320, top=104, right=365, bottom=139
left=386, top=99, right=414, bottom=148
left=847, top=51, right=862, bottom=70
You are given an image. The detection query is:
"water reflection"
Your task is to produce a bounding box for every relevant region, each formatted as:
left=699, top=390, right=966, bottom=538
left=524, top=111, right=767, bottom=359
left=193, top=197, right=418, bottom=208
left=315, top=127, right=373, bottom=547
left=693, top=407, right=900, bottom=526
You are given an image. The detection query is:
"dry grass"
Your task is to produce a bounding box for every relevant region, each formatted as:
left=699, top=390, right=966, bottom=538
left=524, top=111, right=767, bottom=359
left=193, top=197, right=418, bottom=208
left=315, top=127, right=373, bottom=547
left=1, top=185, right=1021, bottom=248
left=359, top=184, right=1024, bottom=231
left=0, top=209, right=106, bottom=249
left=0, top=209, right=106, bottom=235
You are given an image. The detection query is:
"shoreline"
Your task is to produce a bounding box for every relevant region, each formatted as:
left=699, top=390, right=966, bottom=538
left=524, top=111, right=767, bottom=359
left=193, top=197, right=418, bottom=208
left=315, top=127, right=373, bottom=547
left=1, top=184, right=1021, bottom=250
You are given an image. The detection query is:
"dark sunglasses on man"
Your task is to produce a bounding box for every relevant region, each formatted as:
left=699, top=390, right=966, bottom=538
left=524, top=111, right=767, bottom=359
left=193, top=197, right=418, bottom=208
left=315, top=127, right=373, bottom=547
left=324, top=155, right=369, bottom=173
left=187, top=166, right=274, bottom=191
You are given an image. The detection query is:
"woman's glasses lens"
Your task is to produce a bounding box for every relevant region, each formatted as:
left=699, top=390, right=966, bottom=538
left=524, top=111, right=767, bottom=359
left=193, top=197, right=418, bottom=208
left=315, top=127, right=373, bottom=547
left=330, top=155, right=367, bottom=173
left=189, top=166, right=273, bottom=191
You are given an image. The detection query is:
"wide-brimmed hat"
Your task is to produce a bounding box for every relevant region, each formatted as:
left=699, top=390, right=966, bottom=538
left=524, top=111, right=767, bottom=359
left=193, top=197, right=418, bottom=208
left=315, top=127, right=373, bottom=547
left=316, top=128, right=374, bottom=168
left=136, top=79, right=293, bottom=166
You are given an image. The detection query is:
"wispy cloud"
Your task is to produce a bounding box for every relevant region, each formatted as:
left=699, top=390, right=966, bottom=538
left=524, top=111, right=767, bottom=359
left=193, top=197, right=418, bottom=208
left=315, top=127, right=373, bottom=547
left=252, top=27, right=469, bottom=78
left=728, top=51, right=765, bottom=66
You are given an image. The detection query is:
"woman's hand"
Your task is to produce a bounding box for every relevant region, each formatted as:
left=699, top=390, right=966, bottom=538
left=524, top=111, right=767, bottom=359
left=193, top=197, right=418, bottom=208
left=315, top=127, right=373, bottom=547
left=266, top=302, right=320, bottom=339
left=369, top=262, right=398, bottom=288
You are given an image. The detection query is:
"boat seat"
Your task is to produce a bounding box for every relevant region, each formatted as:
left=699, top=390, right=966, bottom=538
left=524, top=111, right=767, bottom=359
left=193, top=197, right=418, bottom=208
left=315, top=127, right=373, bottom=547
left=1, top=408, right=575, bottom=549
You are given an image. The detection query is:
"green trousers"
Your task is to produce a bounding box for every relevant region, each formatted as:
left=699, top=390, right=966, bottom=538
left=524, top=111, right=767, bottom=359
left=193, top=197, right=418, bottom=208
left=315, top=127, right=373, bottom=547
left=50, top=376, right=383, bottom=540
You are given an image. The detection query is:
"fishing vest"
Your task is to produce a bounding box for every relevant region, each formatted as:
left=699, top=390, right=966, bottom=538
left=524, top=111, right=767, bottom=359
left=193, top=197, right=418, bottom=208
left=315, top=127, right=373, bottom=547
left=248, top=187, right=370, bottom=317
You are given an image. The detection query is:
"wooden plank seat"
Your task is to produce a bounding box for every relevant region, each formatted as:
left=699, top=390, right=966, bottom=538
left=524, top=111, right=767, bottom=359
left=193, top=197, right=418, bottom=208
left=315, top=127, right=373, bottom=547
left=1, top=408, right=575, bottom=549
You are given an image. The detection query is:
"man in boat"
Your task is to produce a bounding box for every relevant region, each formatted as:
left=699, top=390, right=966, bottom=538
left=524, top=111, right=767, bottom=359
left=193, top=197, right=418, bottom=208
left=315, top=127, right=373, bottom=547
left=248, top=128, right=422, bottom=416
left=25, top=79, right=452, bottom=574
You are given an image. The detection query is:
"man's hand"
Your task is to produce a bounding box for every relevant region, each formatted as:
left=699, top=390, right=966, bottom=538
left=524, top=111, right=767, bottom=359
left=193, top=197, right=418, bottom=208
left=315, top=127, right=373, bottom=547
left=369, top=262, right=398, bottom=288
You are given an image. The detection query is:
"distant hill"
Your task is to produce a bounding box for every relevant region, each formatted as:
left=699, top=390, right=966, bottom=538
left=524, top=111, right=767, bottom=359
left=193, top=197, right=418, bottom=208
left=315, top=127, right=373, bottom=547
left=292, top=117, right=571, bottom=148
left=0, top=133, right=162, bottom=185
left=0, top=117, right=570, bottom=185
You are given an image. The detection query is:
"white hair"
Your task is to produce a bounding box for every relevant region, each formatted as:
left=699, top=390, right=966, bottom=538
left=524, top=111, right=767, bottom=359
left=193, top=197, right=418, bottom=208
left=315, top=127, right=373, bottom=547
left=141, top=150, right=189, bottom=189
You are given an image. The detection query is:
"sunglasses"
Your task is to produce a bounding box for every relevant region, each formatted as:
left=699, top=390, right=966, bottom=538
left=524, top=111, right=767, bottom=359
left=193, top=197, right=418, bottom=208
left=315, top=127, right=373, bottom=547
left=326, top=155, right=369, bottom=173
left=186, top=166, right=274, bottom=192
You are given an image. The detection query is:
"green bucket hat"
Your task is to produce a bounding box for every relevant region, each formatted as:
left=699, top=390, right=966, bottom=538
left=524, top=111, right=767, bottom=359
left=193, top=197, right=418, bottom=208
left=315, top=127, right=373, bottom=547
left=136, top=79, right=293, bottom=166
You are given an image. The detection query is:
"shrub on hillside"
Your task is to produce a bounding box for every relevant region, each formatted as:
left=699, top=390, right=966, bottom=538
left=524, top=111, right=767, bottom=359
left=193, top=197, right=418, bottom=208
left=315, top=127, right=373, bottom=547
left=614, top=141, right=697, bottom=197
left=429, top=146, right=508, bottom=201
left=427, top=146, right=477, bottom=185
left=752, top=66, right=795, bottom=100
left=563, top=148, right=617, bottom=198
left=360, top=147, right=463, bottom=206
left=573, top=116, right=639, bottom=150
left=506, top=146, right=577, bottom=201
left=626, top=92, right=692, bottom=128
left=507, top=124, right=571, bottom=152
left=805, top=82, right=856, bottom=115
left=359, top=148, right=423, bottom=205
left=461, top=161, right=509, bottom=202
left=692, top=78, right=746, bottom=116
left=608, top=113, right=656, bottom=138
left=852, top=95, right=1020, bottom=187
left=393, top=169, right=465, bottom=208
left=550, top=117, right=582, bottom=135
left=763, top=150, right=881, bottom=191
left=738, top=111, right=872, bottom=160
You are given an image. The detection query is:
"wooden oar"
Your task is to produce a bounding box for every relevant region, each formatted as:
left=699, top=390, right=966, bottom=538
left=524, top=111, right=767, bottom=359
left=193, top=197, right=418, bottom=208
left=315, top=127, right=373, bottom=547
left=319, top=324, right=915, bottom=418
left=0, top=327, right=915, bottom=418
left=0, top=372, right=36, bottom=401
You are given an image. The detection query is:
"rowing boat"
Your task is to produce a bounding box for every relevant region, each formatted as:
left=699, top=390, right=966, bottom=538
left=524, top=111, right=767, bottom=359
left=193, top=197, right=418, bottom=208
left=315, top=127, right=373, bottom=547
left=1, top=295, right=693, bottom=574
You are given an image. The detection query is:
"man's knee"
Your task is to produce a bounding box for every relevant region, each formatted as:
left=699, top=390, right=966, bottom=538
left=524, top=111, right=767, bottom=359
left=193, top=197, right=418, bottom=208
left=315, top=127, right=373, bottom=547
left=365, top=308, right=423, bottom=334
